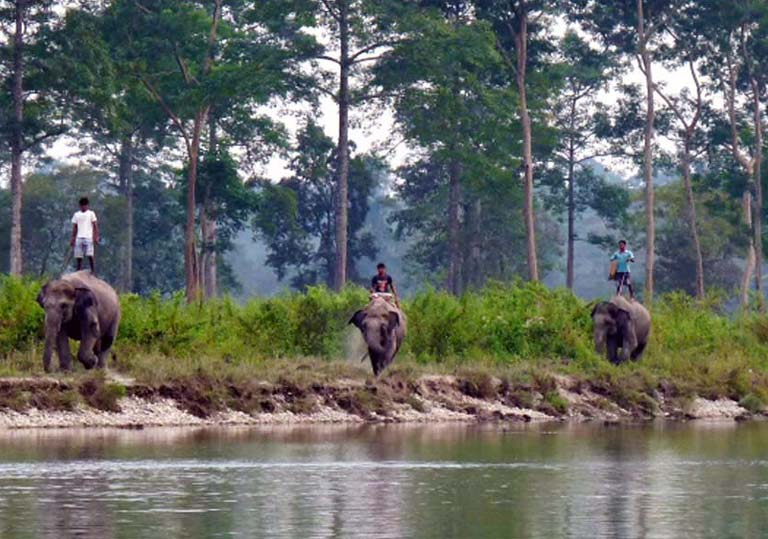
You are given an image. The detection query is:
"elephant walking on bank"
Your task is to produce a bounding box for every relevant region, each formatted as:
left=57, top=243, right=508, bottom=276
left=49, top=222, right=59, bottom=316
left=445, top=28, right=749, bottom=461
left=591, top=295, right=651, bottom=364
left=349, top=297, right=407, bottom=376
left=37, top=271, right=121, bottom=372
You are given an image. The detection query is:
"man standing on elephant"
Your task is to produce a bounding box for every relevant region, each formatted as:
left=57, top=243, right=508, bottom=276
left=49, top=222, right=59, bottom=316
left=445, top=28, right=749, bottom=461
left=610, top=240, right=634, bottom=299
left=70, top=197, right=99, bottom=274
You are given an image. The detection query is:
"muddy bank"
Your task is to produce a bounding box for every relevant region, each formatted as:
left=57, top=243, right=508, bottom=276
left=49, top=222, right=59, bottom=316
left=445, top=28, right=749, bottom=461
left=0, top=371, right=761, bottom=429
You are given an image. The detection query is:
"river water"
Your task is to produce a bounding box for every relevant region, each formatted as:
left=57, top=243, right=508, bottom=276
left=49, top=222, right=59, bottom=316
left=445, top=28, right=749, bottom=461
left=0, top=422, right=765, bottom=538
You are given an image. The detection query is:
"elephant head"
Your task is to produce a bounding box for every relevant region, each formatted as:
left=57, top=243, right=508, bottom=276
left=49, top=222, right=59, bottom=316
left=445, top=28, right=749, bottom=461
left=349, top=299, right=404, bottom=376
left=37, top=280, right=100, bottom=372
left=590, top=300, right=637, bottom=364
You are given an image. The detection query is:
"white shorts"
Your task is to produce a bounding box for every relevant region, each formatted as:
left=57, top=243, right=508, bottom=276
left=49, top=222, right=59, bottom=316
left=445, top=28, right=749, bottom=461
left=75, top=238, right=94, bottom=258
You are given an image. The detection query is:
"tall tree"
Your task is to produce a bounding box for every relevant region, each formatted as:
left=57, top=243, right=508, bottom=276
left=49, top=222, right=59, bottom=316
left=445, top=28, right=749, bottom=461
left=576, top=0, right=676, bottom=301
left=0, top=0, right=58, bottom=275
left=106, top=0, right=225, bottom=301
left=705, top=1, right=768, bottom=310
left=475, top=0, right=560, bottom=282
left=195, top=148, right=256, bottom=298
left=651, top=6, right=711, bottom=299
left=376, top=2, right=519, bottom=293
left=636, top=0, right=657, bottom=302
left=254, top=121, right=379, bottom=289
left=107, top=0, right=304, bottom=301
left=44, top=5, right=167, bottom=291
left=545, top=30, right=616, bottom=289
left=305, top=0, right=407, bottom=290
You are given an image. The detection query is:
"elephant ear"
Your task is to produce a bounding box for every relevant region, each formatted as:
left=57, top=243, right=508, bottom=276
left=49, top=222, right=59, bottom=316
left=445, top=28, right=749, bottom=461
left=74, top=287, right=98, bottom=323
left=590, top=301, right=609, bottom=318
left=349, top=309, right=366, bottom=330
left=36, top=283, right=49, bottom=308
left=387, top=311, right=400, bottom=333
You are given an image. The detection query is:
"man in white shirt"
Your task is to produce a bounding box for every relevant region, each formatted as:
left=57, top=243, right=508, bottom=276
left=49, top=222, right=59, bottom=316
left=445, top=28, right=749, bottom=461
left=70, top=197, right=99, bottom=273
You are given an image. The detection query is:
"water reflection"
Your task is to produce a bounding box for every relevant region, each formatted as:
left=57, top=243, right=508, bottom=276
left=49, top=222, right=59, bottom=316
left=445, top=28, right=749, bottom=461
left=0, top=422, right=765, bottom=538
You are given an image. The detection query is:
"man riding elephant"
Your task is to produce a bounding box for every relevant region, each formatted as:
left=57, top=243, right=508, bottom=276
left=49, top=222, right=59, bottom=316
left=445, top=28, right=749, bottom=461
left=349, top=295, right=407, bottom=376
left=37, top=271, right=121, bottom=372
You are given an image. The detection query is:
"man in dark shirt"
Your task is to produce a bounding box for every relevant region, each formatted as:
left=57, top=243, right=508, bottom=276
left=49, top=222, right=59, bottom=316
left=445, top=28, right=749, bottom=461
left=371, top=262, right=399, bottom=306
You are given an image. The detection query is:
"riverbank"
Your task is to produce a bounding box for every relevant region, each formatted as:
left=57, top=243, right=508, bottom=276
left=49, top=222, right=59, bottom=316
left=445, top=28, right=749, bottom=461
left=4, top=279, right=768, bottom=428
left=0, top=362, right=761, bottom=429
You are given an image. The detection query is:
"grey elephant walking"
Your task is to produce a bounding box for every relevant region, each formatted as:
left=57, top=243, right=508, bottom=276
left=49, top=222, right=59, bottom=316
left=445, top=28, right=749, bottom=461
left=349, top=296, right=407, bottom=376
left=591, top=295, right=651, bottom=364
left=37, top=271, right=121, bottom=372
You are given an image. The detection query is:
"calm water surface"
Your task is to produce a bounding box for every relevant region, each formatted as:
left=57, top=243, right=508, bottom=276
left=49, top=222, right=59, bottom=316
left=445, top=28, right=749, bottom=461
left=0, top=422, right=765, bottom=538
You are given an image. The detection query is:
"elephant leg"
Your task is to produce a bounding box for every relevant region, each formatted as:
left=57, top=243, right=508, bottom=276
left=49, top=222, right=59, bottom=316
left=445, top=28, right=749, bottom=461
left=630, top=341, right=647, bottom=361
left=606, top=336, right=620, bottom=365
left=97, top=334, right=114, bottom=369
left=56, top=331, right=73, bottom=372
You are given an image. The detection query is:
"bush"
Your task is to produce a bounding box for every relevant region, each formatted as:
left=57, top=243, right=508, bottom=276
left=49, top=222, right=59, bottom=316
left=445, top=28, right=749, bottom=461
left=5, top=276, right=768, bottom=406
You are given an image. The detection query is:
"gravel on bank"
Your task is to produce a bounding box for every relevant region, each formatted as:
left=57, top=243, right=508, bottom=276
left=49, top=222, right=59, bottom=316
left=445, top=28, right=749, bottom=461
left=0, top=377, right=756, bottom=430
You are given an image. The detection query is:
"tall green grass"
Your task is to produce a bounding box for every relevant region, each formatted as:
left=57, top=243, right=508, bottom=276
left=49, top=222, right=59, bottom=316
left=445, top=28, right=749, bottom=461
left=4, top=277, right=768, bottom=393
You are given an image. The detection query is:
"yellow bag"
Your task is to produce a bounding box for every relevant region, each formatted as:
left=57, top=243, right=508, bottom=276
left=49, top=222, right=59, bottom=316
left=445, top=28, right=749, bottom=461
left=609, top=260, right=618, bottom=280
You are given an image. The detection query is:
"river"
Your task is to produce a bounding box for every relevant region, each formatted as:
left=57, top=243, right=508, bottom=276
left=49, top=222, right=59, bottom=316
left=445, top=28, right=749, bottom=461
left=0, top=422, right=765, bottom=538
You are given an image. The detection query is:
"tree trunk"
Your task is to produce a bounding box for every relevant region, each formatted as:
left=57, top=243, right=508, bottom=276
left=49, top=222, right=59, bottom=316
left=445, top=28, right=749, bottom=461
left=681, top=138, right=705, bottom=300
left=566, top=126, right=576, bottom=290
left=514, top=9, right=538, bottom=282
left=752, top=79, right=764, bottom=311
left=470, top=198, right=482, bottom=288
left=118, top=135, right=134, bottom=292
left=185, top=109, right=208, bottom=303
left=637, top=0, right=655, bottom=303
left=742, top=191, right=757, bottom=310
left=200, top=206, right=217, bottom=299
left=9, top=1, right=25, bottom=276
left=333, top=0, right=350, bottom=291
left=201, top=112, right=218, bottom=299
left=447, top=159, right=462, bottom=295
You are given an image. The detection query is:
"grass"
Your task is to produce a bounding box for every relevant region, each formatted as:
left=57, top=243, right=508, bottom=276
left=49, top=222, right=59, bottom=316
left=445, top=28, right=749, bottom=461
left=3, top=277, right=768, bottom=415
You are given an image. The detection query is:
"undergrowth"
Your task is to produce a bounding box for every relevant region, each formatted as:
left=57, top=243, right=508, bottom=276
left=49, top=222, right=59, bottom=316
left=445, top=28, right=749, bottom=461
left=2, top=278, right=768, bottom=409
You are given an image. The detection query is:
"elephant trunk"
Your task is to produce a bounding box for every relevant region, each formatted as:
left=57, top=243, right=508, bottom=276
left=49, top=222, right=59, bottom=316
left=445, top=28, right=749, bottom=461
left=365, top=328, right=394, bottom=377
left=593, top=328, right=606, bottom=355
left=42, top=311, right=62, bottom=373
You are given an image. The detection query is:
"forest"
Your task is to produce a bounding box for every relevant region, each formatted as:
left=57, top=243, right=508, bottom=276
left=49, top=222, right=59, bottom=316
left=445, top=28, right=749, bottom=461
left=0, top=0, right=766, bottom=307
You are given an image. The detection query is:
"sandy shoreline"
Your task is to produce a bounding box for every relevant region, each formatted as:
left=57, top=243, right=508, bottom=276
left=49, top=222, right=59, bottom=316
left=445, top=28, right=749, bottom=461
left=0, top=374, right=757, bottom=429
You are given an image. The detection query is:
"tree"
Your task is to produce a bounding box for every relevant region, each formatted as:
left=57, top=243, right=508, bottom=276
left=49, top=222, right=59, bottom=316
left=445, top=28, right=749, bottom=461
left=700, top=1, right=768, bottom=309
left=475, top=0, right=562, bottom=282
left=654, top=182, right=743, bottom=295
left=104, top=0, right=228, bottom=300
left=195, top=149, right=256, bottom=297
left=254, top=121, right=379, bottom=289
left=376, top=2, right=521, bottom=293
left=575, top=0, right=679, bottom=302
left=43, top=5, right=169, bottom=291
left=0, top=0, right=60, bottom=275
left=649, top=5, right=712, bottom=299
left=544, top=30, right=617, bottom=289
left=302, top=0, right=408, bottom=290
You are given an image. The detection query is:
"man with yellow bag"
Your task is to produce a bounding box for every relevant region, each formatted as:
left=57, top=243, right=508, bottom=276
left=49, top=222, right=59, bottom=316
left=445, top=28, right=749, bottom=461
left=610, top=240, right=635, bottom=299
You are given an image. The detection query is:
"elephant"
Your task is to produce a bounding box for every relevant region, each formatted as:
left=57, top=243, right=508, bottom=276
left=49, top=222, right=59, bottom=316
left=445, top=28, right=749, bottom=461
left=591, top=295, right=651, bottom=364
left=349, top=297, right=407, bottom=376
left=36, top=271, right=121, bottom=372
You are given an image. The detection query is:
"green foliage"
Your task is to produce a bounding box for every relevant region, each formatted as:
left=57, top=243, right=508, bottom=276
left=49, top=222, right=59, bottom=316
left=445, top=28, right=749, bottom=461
left=253, top=121, right=380, bottom=289
left=406, top=282, right=593, bottom=363
left=5, top=277, right=768, bottom=409
left=0, top=275, right=44, bottom=355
